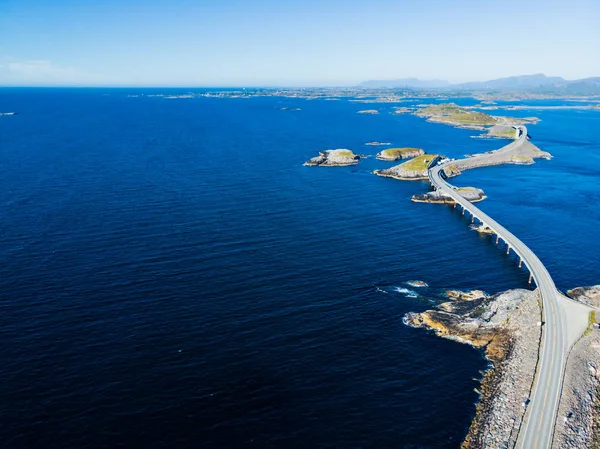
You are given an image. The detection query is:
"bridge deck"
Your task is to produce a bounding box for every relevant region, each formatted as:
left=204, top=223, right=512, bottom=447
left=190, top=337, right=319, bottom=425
left=427, top=126, right=570, bottom=449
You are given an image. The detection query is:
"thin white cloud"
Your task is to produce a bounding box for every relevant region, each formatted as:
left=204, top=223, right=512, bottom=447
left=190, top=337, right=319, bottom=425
left=0, top=59, right=107, bottom=86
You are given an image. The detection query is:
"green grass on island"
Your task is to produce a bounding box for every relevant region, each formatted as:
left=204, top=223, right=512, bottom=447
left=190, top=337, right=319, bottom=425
left=416, top=103, right=498, bottom=126
left=401, top=154, right=439, bottom=171
left=379, top=147, right=423, bottom=158
left=585, top=311, right=596, bottom=336
left=330, top=149, right=356, bottom=157
left=495, top=130, right=517, bottom=138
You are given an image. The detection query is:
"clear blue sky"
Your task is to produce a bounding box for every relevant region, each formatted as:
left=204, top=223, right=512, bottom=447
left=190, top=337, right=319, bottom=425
left=1, top=0, right=598, bottom=86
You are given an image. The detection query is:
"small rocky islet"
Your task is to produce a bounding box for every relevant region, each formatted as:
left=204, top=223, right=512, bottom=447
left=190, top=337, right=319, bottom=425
left=364, top=141, right=391, bottom=146
left=406, top=280, right=428, bottom=287
left=412, top=186, right=487, bottom=203
left=303, top=149, right=361, bottom=166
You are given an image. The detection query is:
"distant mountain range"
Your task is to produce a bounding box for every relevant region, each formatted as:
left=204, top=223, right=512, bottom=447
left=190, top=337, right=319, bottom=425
left=359, top=74, right=600, bottom=94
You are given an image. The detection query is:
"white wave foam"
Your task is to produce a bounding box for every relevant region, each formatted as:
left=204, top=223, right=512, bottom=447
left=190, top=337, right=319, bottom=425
left=393, top=286, right=418, bottom=298
left=375, top=286, right=389, bottom=294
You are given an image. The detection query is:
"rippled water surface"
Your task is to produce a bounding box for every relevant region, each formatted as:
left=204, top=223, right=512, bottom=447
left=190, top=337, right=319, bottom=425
left=0, top=89, right=598, bottom=448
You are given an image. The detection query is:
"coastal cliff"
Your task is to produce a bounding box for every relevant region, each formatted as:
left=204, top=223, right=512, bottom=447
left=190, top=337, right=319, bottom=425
left=405, top=288, right=542, bottom=449
left=304, top=149, right=360, bottom=166
left=374, top=154, right=440, bottom=180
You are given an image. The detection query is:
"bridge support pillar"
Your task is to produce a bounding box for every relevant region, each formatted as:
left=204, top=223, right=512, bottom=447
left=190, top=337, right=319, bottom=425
left=496, top=235, right=499, bottom=245
left=528, top=273, right=533, bottom=284
left=471, top=215, right=474, bottom=223
left=462, top=208, right=465, bottom=216
left=453, top=202, right=456, bottom=209
left=519, top=258, right=523, bottom=268
left=507, top=246, right=511, bottom=255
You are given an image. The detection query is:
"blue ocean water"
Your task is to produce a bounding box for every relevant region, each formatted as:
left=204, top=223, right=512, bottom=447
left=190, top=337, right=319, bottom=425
left=0, top=89, right=598, bottom=448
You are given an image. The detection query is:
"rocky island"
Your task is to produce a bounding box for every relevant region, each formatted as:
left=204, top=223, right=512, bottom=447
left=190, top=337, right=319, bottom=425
left=374, top=154, right=439, bottom=180
left=414, top=103, right=498, bottom=129
left=413, top=103, right=539, bottom=133
left=365, top=141, right=391, bottom=146
left=437, top=140, right=552, bottom=181
left=303, top=149, right=361, bottom=166
left=411, top=186, right=486, bottom=203
left=376, top=147, right=424, bottom=161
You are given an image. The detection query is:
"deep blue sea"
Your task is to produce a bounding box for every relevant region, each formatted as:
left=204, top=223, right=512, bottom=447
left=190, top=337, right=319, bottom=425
left=0, top=89, right=598, bottom=448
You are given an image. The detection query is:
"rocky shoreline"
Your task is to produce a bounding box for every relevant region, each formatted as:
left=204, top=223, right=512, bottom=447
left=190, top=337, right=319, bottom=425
left=405, top=285, right=600, bottom=448
left=405, top=288, right=542, bottom=449
left=567, top=285, right=600, bottom=307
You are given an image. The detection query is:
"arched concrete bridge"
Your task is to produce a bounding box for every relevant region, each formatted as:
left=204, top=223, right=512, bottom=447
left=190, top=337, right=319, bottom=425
left=428, top=127, right=590, bottom=449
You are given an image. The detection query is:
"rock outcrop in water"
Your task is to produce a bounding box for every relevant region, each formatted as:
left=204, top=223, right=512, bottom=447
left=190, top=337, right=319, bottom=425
left=406, top=280, right=428, bottom=287
left=303, top=149, right=360, bottom=166
left=405, top=288, right=542, bottom=449
left=510, top=155, right=535, bottom=165
left=374, top=154, right=440, bottom=180
left=411, top=187, right=486, bottom=203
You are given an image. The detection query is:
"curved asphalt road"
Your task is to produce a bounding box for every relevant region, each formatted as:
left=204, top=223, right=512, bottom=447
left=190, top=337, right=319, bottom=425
left=428, top=126, right=574, bottom=449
